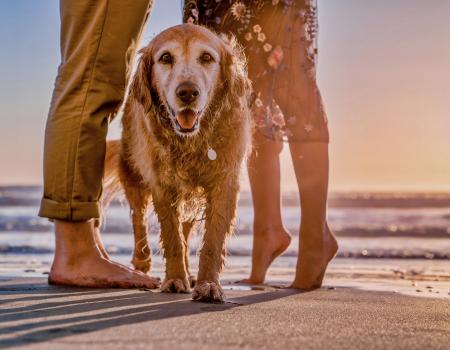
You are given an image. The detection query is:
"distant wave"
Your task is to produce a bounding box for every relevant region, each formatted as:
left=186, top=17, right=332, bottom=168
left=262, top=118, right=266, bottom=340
left=3, top=186, right=450, bottom=208
left=1, top=219, right=449, bottom=238
left=2, top=186, right=450, bottom=239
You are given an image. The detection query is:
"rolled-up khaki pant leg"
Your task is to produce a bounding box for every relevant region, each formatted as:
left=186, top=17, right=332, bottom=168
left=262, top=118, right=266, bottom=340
left=39, top=0, right=152, bottom=221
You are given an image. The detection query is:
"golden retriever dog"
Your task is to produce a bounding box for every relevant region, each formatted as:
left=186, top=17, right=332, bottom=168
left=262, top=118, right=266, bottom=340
left=104, top=24, right=251, bottom=302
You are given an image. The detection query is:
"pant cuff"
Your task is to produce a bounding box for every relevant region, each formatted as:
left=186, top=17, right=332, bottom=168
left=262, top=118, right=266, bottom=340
left=38, top=198, right=101, bottom=221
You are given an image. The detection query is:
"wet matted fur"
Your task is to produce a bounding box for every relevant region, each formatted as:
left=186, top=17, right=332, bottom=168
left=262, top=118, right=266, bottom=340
left=105, top=24, right=251, bottom=302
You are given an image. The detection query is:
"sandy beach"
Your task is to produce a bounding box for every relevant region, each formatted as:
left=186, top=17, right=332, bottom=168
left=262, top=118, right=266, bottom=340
left=1, top=257, right=449, bottom=350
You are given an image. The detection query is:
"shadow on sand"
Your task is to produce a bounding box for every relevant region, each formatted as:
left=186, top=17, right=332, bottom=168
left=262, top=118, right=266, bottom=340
left=0, top=278, right=301, bottom=348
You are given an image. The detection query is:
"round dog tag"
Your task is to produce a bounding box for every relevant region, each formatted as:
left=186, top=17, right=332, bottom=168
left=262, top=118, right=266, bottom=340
left=207, top=147, right=217, bottom=161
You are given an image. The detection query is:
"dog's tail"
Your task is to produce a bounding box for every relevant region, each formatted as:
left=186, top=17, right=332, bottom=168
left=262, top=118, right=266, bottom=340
left=102, top=140, right=124, bottom=209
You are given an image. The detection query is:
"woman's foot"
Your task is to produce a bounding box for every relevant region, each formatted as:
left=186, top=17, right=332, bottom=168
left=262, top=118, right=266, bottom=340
left=49, top=220, right=160, bottom=289
left=240, top=226, right=291, bottom=284
left=290, top=224, right=338, bottom=290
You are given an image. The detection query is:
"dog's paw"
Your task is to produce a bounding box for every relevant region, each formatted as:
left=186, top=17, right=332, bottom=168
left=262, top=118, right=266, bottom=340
left=192, top=281, right=224, bottom=303
left=188, top=275, right=197, bottom=288
left=132, top=258, right=151, bottom=274
left=160, top=278, right=191, bottom=293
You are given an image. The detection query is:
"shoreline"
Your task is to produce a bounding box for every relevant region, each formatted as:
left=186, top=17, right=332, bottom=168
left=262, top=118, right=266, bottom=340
left=2, top=232, right=450, bottom=260
left=2, top=256, right=450, bottom=300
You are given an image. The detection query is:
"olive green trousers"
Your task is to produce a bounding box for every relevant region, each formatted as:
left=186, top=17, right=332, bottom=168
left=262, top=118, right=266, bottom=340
left=39, top=0, right=152, bottom=221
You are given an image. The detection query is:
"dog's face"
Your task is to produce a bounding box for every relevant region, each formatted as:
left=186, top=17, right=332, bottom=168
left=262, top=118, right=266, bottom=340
left=153, top=36, right=221, bottom=136
left=137, top=25, right=235, bottom=137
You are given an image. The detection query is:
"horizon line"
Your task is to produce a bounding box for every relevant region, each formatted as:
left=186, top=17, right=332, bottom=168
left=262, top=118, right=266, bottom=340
left=1, top=183, right=450, bottom=194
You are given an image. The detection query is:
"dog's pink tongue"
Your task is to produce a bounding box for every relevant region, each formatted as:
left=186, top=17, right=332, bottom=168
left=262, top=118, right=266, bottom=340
left=176, top=109, right=197, bottom=129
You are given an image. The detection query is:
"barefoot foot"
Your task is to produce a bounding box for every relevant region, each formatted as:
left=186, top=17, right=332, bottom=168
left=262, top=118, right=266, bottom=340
left=240, top=226, right=291, bottom=285
left=49, top=254, right=160, bottom=289
left=290, top=224, right=338, bottom=290
left=49, top=220, right=160, bottom=289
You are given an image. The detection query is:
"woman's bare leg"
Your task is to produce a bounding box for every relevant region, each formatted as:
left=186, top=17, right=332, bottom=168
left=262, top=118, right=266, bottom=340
left=243, top=131, right=291, bottom=284
left=288, top=142, right=338, bottom=290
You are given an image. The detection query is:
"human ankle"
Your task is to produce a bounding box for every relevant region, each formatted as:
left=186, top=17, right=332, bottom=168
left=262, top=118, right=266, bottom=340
left=253, top=224, right=287, bottom=235
left=54, top=220, right=100, bottom=264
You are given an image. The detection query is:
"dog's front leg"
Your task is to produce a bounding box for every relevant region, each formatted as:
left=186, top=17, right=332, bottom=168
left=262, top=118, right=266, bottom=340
left=193, top=181, right=239, bottom=302
left=182, top=220, right=196, bottom=288
left=153, top=186, right=190, bottom=293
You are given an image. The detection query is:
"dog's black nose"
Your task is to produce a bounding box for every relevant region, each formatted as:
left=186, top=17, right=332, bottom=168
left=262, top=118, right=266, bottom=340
left=176, top=82, right=200, bottom=104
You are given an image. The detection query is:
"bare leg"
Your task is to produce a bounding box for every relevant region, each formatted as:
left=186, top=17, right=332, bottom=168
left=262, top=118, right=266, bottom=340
left=49, top=220, right=160, bottom=289
left=288, top=143, right=338, bottom=290
left=243, top=131, right=291, bottom=284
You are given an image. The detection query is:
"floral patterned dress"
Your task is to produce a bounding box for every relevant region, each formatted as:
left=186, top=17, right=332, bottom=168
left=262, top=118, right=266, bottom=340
left=183, top=0, right=329, bottom=143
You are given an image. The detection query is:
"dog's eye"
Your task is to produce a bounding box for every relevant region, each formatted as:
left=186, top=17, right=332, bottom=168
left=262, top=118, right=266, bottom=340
left=159, top=52, right=173, bottom=64
left=199, top=52, right=214, bottom=64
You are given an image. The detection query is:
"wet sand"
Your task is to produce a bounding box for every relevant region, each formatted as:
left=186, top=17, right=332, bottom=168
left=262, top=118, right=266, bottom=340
left=1, top=258, right=450, bottom=349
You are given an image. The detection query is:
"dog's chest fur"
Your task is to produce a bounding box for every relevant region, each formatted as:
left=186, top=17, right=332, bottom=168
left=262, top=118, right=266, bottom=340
left=124, top=108, right=248, bottom=202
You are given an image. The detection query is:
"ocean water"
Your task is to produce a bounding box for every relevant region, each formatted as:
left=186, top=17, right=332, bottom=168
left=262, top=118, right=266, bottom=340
left=1, top=186, right=450, bottom=261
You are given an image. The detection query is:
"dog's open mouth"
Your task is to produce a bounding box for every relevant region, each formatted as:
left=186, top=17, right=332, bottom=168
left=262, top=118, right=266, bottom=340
left=175, top=108, right=199, bottom=133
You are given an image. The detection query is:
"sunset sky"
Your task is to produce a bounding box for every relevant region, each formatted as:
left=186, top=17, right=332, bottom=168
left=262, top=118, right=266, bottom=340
left=0, top=1, right=449, bottom=191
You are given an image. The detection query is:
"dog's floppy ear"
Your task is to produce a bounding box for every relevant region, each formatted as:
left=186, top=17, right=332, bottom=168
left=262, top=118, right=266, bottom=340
left=220, top=35, right=251, bottom=99
left=129, top=47, right=153, bottom=112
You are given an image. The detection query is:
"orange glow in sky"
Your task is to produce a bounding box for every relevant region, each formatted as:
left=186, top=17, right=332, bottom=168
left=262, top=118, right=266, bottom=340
left=1, top=1, right=449, bottom=191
